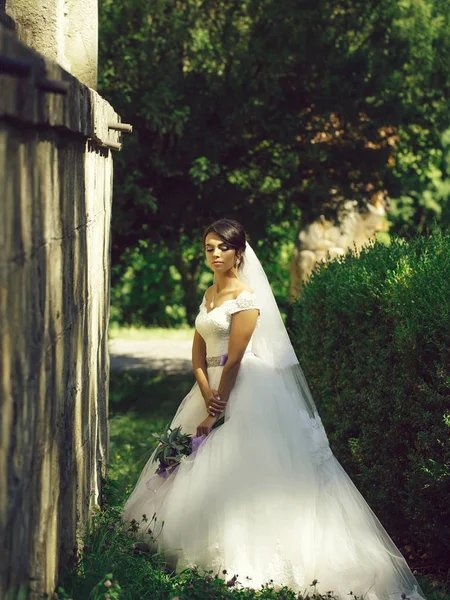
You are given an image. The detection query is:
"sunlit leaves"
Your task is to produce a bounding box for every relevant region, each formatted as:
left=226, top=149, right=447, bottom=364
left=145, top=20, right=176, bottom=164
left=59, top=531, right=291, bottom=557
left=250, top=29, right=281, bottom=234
left=99, top=0, right=450, bottom=323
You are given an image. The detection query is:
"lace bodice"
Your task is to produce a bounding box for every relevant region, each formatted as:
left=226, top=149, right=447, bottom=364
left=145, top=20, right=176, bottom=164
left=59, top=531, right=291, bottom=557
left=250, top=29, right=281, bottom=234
left=195, top=290, right=261, bottom=359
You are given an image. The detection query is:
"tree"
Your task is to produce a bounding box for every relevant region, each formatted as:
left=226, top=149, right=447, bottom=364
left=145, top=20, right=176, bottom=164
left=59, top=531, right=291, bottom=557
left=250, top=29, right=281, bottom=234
left=99, top=0, right=450, bottom=324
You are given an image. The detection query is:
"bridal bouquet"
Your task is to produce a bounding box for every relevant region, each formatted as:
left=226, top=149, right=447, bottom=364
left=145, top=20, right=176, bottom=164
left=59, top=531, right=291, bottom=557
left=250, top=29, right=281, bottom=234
left=153, top=426, right=206, bottom=479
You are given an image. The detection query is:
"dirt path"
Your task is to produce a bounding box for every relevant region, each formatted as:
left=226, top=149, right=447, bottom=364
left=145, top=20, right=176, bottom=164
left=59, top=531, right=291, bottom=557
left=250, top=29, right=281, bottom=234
left=109, top=338, right=192, bottom=373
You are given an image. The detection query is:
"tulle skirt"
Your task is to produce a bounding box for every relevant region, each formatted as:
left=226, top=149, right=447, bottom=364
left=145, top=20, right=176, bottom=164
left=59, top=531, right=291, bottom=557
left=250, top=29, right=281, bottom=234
left=121, top=353, right=424, bottom=600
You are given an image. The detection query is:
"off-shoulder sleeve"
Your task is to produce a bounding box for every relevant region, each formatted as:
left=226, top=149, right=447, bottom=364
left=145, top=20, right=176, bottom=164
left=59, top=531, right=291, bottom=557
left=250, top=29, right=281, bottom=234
left=229, top=290, right=260, bottom=315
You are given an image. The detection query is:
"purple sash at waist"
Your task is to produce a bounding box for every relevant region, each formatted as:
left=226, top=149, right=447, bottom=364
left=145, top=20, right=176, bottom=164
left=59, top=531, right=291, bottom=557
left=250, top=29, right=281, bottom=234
left=206, top=350, right=252, bottom=367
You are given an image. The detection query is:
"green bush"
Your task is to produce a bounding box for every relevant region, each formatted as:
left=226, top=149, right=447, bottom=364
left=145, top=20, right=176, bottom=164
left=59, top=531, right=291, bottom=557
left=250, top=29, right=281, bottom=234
left=291, top=231, right=450, bottom=568
left=110, top=241, right=189, bottom=328
left=109, top=234, right=294, bottom=328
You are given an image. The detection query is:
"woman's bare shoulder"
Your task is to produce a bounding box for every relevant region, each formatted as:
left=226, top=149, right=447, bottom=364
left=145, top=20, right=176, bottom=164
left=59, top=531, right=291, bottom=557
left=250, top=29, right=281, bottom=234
left=233, top=282, right=254, bottom=298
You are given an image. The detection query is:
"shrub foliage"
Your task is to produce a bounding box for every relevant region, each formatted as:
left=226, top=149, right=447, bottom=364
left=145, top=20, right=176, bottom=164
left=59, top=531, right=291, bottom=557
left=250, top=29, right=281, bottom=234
left=291, top=232, right=450, bottom=569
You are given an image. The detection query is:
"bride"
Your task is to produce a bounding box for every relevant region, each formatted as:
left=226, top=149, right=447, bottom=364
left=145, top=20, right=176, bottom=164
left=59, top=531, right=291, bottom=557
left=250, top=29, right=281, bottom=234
left=121, top=218, right=425, bottom=600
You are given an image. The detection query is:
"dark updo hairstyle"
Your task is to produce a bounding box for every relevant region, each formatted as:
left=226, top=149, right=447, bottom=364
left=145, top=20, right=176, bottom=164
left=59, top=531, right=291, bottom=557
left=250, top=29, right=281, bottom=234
left=203, top=218, right=247, bottom=271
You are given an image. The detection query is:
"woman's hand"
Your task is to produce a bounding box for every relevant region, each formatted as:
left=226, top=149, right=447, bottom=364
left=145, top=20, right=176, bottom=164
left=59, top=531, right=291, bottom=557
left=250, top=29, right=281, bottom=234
left=203, top=388, right=227, bottom=417
left=196, top=415, right=217, bottom=437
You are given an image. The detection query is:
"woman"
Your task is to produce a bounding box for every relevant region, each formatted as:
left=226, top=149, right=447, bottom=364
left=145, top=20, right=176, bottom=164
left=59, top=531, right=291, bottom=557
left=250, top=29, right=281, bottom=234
left=122, top=219, right=424, bottom=600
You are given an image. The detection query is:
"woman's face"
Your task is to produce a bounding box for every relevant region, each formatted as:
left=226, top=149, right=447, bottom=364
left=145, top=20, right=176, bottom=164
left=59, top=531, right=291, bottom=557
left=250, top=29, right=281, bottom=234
left=204, top=232, right=238, bottom=274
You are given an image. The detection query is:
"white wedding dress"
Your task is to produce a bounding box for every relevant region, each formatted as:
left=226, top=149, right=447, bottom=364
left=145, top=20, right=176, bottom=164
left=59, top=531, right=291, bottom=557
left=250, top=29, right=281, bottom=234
left=122, top=290, right=424, bottom=600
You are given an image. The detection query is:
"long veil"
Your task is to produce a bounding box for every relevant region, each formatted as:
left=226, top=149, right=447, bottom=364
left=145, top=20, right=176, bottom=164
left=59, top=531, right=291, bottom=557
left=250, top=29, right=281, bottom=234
left=239, top=242, right=331, bottom=458
left=239, top=242, right=424, bottom=600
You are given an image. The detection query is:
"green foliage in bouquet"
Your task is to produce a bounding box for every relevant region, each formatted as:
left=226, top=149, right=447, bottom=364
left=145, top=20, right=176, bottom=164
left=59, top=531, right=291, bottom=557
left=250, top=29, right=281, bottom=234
left=153, top=426, right=192, bottom=476
left=291, top=230, right=450, bottom=573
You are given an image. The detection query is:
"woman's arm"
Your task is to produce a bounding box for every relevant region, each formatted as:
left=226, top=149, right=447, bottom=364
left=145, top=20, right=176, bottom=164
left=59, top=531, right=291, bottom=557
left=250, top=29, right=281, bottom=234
left=196, top=308, right=259, bottom=436
left=217, top=308, right=259, bottom=403
left=192, top=329, right=226, bottom=412
left=192, top=329, right=210, bottom=399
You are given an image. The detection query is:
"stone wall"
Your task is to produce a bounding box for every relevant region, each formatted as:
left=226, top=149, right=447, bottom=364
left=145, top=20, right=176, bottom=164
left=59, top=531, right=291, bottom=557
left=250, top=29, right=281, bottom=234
left=289, top=197, right=388, bottom=300
left=0, top=24, right=122, bottom=599
left=5, top=0, right=98, bottom=89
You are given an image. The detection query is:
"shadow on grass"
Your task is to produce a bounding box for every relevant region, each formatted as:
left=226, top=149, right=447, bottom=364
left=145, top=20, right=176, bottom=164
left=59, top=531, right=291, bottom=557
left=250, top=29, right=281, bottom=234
left=108, top=369, right=194, bottom=500
left=110, top=369, right=193, bottom=416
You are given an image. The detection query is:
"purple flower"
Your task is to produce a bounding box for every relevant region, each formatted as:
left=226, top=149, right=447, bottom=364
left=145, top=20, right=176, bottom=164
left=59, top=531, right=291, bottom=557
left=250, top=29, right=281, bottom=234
left=156, top=460, right=179, bottom=479
left=157, top=466, right=177, bottom=479
left=191, top=434, right=207, bottom=453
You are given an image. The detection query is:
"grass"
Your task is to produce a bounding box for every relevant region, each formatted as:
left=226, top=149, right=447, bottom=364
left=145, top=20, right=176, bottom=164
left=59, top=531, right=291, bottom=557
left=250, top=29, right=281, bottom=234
left=53, top=369, right=450, bottom=600
left=109, top=324, right=194, bottom=341
left=108, top=369, right=194, bottom=497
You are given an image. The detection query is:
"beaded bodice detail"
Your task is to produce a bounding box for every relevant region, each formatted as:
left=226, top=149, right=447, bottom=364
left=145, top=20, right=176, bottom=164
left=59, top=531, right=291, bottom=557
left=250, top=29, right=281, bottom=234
left=195, top=290, right=261, bottom=359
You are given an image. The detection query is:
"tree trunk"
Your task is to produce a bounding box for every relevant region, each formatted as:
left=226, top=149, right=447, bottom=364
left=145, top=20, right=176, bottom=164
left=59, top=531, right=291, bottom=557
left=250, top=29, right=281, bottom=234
left=175, top=253, right=203, bottom=326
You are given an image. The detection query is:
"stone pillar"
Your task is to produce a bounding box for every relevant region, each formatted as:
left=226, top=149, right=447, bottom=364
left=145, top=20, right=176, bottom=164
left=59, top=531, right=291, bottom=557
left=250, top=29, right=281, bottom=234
left=0, top=23, right=123, bottom=599
left=6, top=0, right=68, bottom=68
left=5, top=0, right=98, bottom=88
left=64, top=0, right=98, bottom=89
